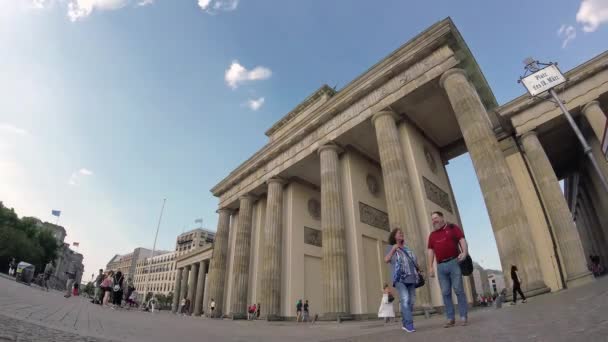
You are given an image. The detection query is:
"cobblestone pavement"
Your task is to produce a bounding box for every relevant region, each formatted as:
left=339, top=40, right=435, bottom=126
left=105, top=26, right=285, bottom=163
left=1, top=274, right=607, bottom=341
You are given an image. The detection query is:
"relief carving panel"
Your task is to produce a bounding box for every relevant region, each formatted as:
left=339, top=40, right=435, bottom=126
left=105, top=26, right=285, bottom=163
left=422, top=177, right=453, bottom=213
left=359, top=202, right=389, bottom=231
left=304, top=226, right=322, bottom=247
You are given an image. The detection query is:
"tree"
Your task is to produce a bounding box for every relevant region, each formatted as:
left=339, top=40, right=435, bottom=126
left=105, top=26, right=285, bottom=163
left=83, top=282, right=95, bottom=297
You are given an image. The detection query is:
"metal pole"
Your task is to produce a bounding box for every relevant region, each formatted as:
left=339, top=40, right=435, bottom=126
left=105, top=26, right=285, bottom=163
left=144, top=198, right=167, bottom=301
left=548, top=89, right=608, bottom=193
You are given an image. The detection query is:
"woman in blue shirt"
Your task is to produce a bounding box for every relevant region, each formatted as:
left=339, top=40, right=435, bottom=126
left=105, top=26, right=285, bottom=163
left=384, top=228, right=421, bottom=333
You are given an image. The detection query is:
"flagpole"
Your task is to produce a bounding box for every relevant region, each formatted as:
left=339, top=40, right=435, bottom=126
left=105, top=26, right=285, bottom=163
left=144, top=198, right=166, bottom=302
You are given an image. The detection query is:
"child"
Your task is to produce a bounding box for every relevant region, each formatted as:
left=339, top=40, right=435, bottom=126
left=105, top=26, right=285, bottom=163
left=378, top=283, right=395, bottom=323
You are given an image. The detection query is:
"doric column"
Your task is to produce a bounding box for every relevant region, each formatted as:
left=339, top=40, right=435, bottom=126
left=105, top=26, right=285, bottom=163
left=230, top=195, right=256, bottom=319
left=206, top=209, right=231, bottom=317
left=579, top=187, right=608, bottom=265
left=180, top=266, right=190, bottom=307
left=440, top=68, right=548, bottom=293
left=260, top=177, right=287, bottom=320
left=193, top=260, right=207, bottom=316
left=520, top=131, right=593, bottom=287
left=318, top=142, right=350, bottom=318
left=171, top=267, right=183, bottom=313
left=582, top=101, right=606, bottom=143
left=371, top=110, right=430, bottom=306
left=187, top=263, right=199, bottom=312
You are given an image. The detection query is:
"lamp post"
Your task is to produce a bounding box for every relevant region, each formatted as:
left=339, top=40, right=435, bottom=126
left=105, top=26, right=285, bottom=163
left=144, top=198, right=166, bottom=302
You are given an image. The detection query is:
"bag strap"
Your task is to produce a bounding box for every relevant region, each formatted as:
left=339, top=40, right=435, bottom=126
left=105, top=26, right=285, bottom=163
left=399, top=247, right=421, bottom=273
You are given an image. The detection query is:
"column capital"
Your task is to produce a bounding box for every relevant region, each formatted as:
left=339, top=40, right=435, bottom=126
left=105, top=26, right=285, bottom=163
left=266, top=177, right=288, bottom=186
left=216, top=208, right=233, bottom=215
left=519, top=129, right=538, bottom=142
left=439, top=68, right=468, bottom=89
left=239, top=194, right=258, bottom=202
left=317, top=142, right=344, bottom=156
left=582, top=100, right=601, bottom=115
left=371, top=110, right=399, bottom=127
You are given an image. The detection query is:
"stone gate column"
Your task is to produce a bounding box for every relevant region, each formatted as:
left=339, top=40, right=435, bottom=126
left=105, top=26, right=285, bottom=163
left=206, top=209, right=231, bottom=318
left=371, top=110, right=431, bottom=306
left=582, top=101, right=607, bottom=144
left=440, top=68, right=548, bottom=294
left=180, top=266, right=190, bottom=308
left=231, top=195, right=256, bottom=319
left=172, top=267, right=183, bottom=313
left=318, top=142, right=350, bottom=318
left=193, top=260, right=208, bottom=316
left=579, top=187, right=608, bottom=265
left=187, top=263, right=199, bottom=311
left=260, top=178, right=287, bottom=320
left=520, top=131, right=593, bottom=287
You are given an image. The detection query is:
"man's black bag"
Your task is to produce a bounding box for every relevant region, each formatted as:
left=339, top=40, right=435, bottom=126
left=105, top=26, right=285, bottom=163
left=449, top=224, right=474, bottom=276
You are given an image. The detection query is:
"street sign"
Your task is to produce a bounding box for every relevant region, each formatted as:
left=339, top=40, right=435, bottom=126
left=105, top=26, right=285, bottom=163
left=521, top=64, right=566, bottom=96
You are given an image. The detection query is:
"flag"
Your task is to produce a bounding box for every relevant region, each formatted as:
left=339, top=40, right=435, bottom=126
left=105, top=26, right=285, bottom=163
left=194, top=218, right=203, bottom=224
left=51, top=210, right=61, bottom=217
left=72, top=242, right=79, bottom=247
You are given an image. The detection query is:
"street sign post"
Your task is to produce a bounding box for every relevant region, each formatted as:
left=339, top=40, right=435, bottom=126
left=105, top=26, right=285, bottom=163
left=519, top=59, right=608, bottom=193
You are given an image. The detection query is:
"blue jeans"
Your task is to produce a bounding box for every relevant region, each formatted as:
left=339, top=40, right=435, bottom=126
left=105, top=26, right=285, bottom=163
left=394, top=282, right=416, bottom=328
left=437, top=258, right=467, bottom=321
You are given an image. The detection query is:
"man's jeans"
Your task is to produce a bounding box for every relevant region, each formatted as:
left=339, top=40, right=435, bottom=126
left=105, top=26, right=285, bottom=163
left=437, top=258, right=467, bottom=321
left=394, top=282, right=416, bottom=328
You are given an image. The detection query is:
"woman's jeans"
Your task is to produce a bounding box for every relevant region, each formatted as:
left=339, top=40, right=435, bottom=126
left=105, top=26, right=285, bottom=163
left=437, top=258, right=468, bottom=321
left=394, top=282, right=416, bottom=327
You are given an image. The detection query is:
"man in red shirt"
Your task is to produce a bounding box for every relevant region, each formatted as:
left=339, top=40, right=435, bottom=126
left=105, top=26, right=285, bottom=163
left=427, top=211, right=469, bottom=327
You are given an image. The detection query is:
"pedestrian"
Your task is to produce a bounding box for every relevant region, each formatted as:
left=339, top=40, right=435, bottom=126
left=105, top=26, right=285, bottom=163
left=149, top=296, right=157, bottom=313
left=73, top=282, right=79, bottom=296
left=101, top=271, right=114, bottom=307
left=91, top=269, right=104, bottom=304
left=427, top=211, right=469, bottom=327
left=125, top=278, right=135, bottom=304
left=510, top=265, right=527, bottom=305
left=385, top=228, right=421, bottom=333
left=64, top=263, right=77, bottom=298
left=128, top=289, right=138, bottom=307
left=43, top=261, right=54, bottom=291
left=378, top=284, right=395, bottom=323
left=303, top=300, right=309, bottom=322
left=296, top=299, right=303, bottom=322
left=8, top=258, right=16, bottom=276
left=256, top=302, right=261, bottom=319
left=112, top=271, right=124, bottom=309
left=209, top=298, right=216, bottom=317
left=248, top=304, right=256, bottom=320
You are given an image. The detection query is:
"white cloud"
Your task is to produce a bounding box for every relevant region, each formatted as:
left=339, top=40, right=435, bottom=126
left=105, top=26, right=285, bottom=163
left=557, top=25, right=577, bottom=48
left=246, top=97, right=265, bottom=111
left=225, top=61, right=272, bottom=89
left=137, top=0, right=154, bottom=6
left=67, top=0, right=129, bottom=21
left=68, top=168, right=94, bottom=186
left=0, top=123, right=28, bottom=135
left=576, top=0, right=608, bottom=32
left=198, top=0, right=238, bottom=13
left=30, top=0, right=52, bottom=9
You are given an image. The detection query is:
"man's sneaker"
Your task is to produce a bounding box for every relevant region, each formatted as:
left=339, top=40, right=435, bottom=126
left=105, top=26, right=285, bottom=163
left=402, top=325, right=415, bottom=333
left=443, top=320, right=455, bottom=328
left=522, top=299, right=527, bottom=303
left=460, top=318, right=468, bottom=326
left=510, top=302, right=516, bottom=305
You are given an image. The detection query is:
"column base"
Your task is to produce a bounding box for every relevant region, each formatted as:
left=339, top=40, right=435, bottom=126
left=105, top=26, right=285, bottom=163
left=231, top=313, right=247, bottom=320
left=266, top=314, right=283, bottom=321
left=319, top=312, right=353, bottom=322
left=566, top=271, right=594, bottom=288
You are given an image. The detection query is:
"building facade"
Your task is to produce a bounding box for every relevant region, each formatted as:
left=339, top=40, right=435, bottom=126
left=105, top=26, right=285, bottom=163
left=105, top=247, right=165, bottom=281
left=175, top=228, right=215, bottom=255
left=173, top=18, right=604, bottom=320
left=35, top=221, right=84, bottom=290
left=134, top=251, right=177, bottom=297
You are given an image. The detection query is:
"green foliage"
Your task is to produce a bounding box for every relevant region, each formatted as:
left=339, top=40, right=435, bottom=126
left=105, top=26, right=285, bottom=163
left=145, top=292, right=153, bottom=303
left=0, top=201, right=60, bottom=273
left=84, top=282, right=95, bottom=297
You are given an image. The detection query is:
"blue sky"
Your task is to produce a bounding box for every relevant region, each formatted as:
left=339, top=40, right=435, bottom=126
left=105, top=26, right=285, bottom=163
left=1, top=0, right=607, bottom=278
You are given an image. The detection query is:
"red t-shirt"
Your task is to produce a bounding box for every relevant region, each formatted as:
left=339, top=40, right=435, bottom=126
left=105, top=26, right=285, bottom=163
left=427, top=223, right=465, bottom=262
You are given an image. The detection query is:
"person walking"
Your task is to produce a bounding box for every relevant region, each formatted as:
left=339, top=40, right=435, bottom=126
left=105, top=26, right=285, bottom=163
left=510, top=265, right=527, bottom=305
left=42, top=261, right=54, bottom=291
left=378, top=284, right=395, bottom=323
left=296, top=299, right=303, bottom=322
left=101, top=271, right=114, bottom=307
left=256, top=302, right=261, bottom=320
left=8, top=258, right=16, bottom=277
left=92, top=269, right=104, bottom=304
left=303, top=300, right=310, bottom=322
left=111, top=271, right=124, bottom=309
left=385, top=228, right=420, bottom=333
left=427, top=211, right=469, bottom=327
left=209, top=299, right=216, bottom=317
left=64, top=262, right=77, bottom=298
